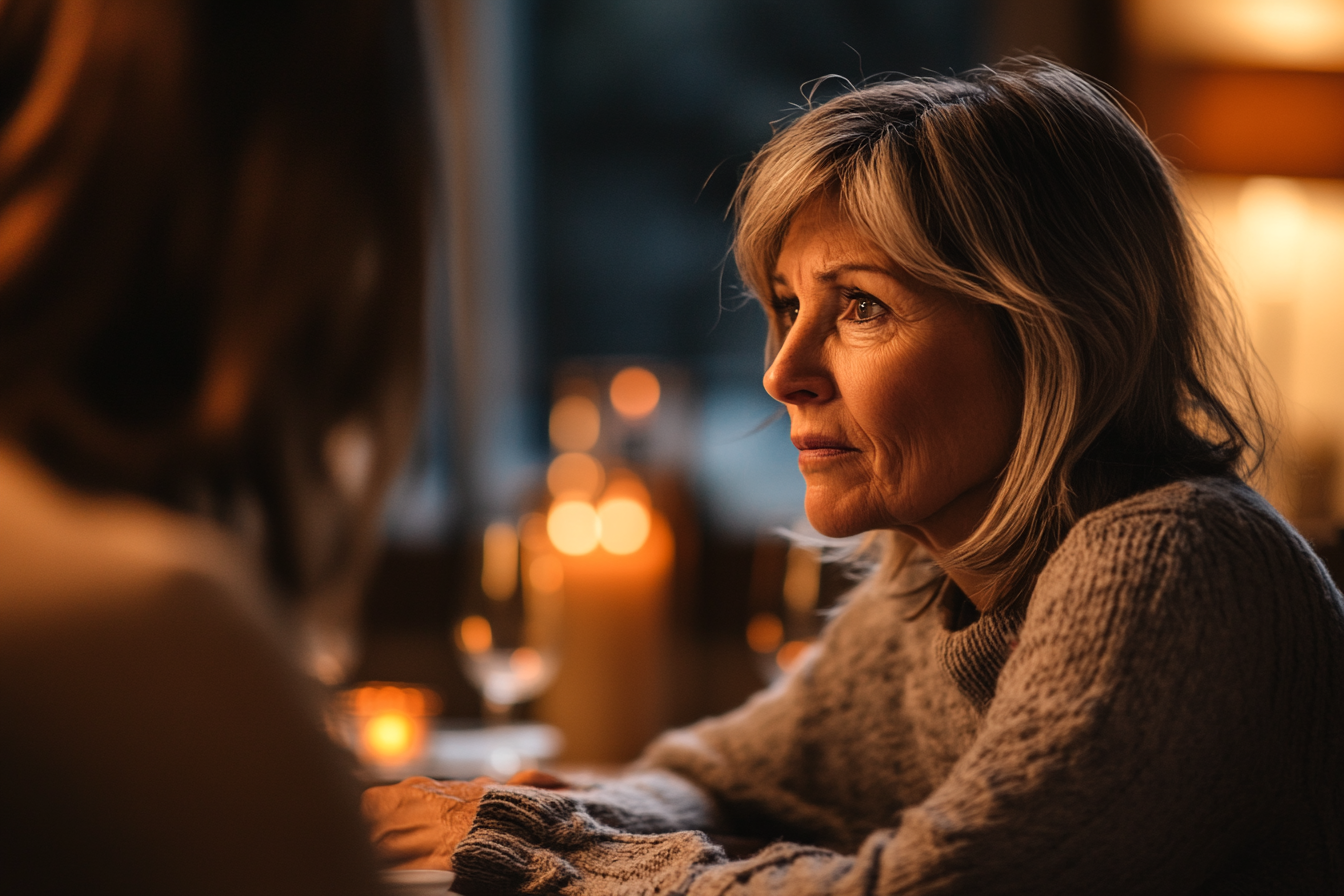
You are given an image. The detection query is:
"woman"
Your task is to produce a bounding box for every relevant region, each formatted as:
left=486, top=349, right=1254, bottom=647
left=365, top=59, right=1344, bottom=893
left=0, top=1, right=427, bottom=892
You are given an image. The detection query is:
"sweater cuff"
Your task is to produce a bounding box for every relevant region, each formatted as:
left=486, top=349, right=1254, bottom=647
left=451, top=787, right=725, bottom=896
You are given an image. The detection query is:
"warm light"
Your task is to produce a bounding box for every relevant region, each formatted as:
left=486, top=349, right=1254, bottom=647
left=546, top=452, right=605, bottom=500
left=324, top=420, right=374, bottom=500
left=776, top=640, right=813, bottom=674
left=481, top=522, right=518, bottom=600
left=549, top=395, right=601, bottom=451
left=528, top=554, right=565, bottom=592
left=609, top=366, right=661, bottom=420
left=519, top=512, right=550, bottom=554
left=345, top=683, right=442, bottom=717
left=509, top=646, right=546, bottom=685
left=547, top=500, right=600, bottom=555
left=338, top=683, right=440, bottom=768
left=1129, top=0, right=1344, bottom=70
left=457, top=615, right=493, bottom=654
left=782, top=544, right=822, bottom=614
left=601, top=469, right=652, bottom=506
left=1237, top=177, right=1310, bottom=300
left=363, top=711, right=418, bottom=762
left=596, top=497, right=651, bottom=554
left=746, top=612, right=785, bottom=654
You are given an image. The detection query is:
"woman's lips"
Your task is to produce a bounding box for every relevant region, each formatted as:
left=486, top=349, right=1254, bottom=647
left=792, top=435, right=858, bottom=461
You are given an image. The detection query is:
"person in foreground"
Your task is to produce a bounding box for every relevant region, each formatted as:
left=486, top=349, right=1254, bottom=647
left=364, top=58, right=1344, bottom=895
left=0, top=1, right=427, bottom=892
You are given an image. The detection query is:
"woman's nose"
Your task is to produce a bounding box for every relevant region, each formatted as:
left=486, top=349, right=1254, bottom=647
left=763, top=327, right=834, bottom=405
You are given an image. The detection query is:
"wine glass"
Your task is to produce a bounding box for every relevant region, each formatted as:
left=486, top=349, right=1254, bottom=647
left=453, top=520, right=562, bottom=725
left=746, top=536, right=824, bottom=684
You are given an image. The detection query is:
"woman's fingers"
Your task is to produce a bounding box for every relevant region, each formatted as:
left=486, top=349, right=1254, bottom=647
left=361, top=777, right=489, bottom=870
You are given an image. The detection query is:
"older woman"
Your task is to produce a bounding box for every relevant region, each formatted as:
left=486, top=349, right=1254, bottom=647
left=365, top=59, right=1344, bottom=894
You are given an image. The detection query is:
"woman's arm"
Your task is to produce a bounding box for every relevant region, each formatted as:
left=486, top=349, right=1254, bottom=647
left=365, top=574, right=961, bottom=870
left=446, top=482, right=1336, bottom=895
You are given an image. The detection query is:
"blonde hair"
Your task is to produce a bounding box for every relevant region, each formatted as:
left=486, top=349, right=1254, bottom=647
left=733, top=58, right=1268, bottom=608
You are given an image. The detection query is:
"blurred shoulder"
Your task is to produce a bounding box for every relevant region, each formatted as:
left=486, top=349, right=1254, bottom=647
left=0, top=440, right=273, bottom=632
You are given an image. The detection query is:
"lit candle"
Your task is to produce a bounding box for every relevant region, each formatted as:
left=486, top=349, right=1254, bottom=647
left=338, top=683, right=440, bottom=768
left=530, top=473, right=674, bottom=764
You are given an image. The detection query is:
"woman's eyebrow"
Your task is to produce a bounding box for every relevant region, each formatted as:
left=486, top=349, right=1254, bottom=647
left=815, top=263, right=895, bottom=281
left=770, top=263, right=895, bottom=286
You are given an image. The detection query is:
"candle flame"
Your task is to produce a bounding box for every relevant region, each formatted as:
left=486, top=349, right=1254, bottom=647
left=338, top=683, right=441, bottom=767
left=363, top=711, right=418, bottom=763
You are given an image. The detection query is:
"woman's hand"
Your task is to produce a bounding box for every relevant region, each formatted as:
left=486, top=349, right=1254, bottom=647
left=362, top=776, right=489, bottom=870
left=362, top=771, right=571, bottom=870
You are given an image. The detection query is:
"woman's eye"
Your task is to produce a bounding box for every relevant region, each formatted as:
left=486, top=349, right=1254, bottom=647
left=772, top=296, right=799, bottom=325
left=846, top=295, right=889, bottom=322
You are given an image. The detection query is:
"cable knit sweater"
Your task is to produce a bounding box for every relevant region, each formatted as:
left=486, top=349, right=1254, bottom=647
left=451, top=477, right=1344, bottom=895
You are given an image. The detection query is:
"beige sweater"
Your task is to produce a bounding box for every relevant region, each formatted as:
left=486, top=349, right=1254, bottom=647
left=452, top=477, right=1344, bottom=895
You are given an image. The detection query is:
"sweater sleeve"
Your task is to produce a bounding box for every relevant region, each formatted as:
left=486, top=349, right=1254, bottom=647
left=451, top=481, right=1327, bottom=895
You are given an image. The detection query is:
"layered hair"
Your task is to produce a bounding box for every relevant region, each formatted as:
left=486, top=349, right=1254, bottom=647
left=733, top=58, right=1268, bottom=608
left=0, top=0, right=429, bottom=600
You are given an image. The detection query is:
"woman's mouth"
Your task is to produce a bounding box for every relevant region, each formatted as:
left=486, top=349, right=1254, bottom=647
left=792, top=435, right=858, bottom=461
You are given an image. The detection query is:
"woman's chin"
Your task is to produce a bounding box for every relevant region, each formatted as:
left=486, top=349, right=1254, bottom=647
left=802, top=497, right=869, bottom=539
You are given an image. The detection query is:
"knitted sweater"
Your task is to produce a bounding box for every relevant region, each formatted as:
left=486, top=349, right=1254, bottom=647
left=452, top=477, right=1344, bottom=895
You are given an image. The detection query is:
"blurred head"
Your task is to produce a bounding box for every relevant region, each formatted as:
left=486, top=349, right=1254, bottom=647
left=0, top=0, right=429, bottom=599
left=734, top=58, right=1266, bottom=606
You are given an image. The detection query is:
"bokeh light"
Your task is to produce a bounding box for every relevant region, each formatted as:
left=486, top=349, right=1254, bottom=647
left=547, top=500, right=600, bottom=555
left=601, top=469, right=652, bottom=506
left=546, top=452, right=605, bottom=500
left=457, top=615, right=493, bottom=654
left=776, top=640, right=813, bottom=674
left=746, top=612, right=785, bottom=654
left=596, top=496, right=651, bottom=555
left=481, top=522, right=518, bottom=600
left=509, top=646, right=546, bottom=685
left=609, top=366, right=661, bottom=420
left=528, top=554, right=565, bottom=592
left=549, top=395, right=601, bottom=451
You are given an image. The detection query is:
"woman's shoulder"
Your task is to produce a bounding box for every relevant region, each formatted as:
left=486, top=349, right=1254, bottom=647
left=1038, top=474, right=1340, bottom=622
left=0, top=441, right=274, bottom=633
left=1062, top=474, right=1303, bottom=559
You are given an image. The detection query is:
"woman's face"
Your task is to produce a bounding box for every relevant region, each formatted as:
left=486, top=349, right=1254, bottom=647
left=764, top=198, right=1021, bottom=552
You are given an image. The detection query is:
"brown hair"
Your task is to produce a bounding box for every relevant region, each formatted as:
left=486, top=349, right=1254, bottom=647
left=0, top=0, right=429, bottom=600
left=733, top=58, right=1268, bottom=608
